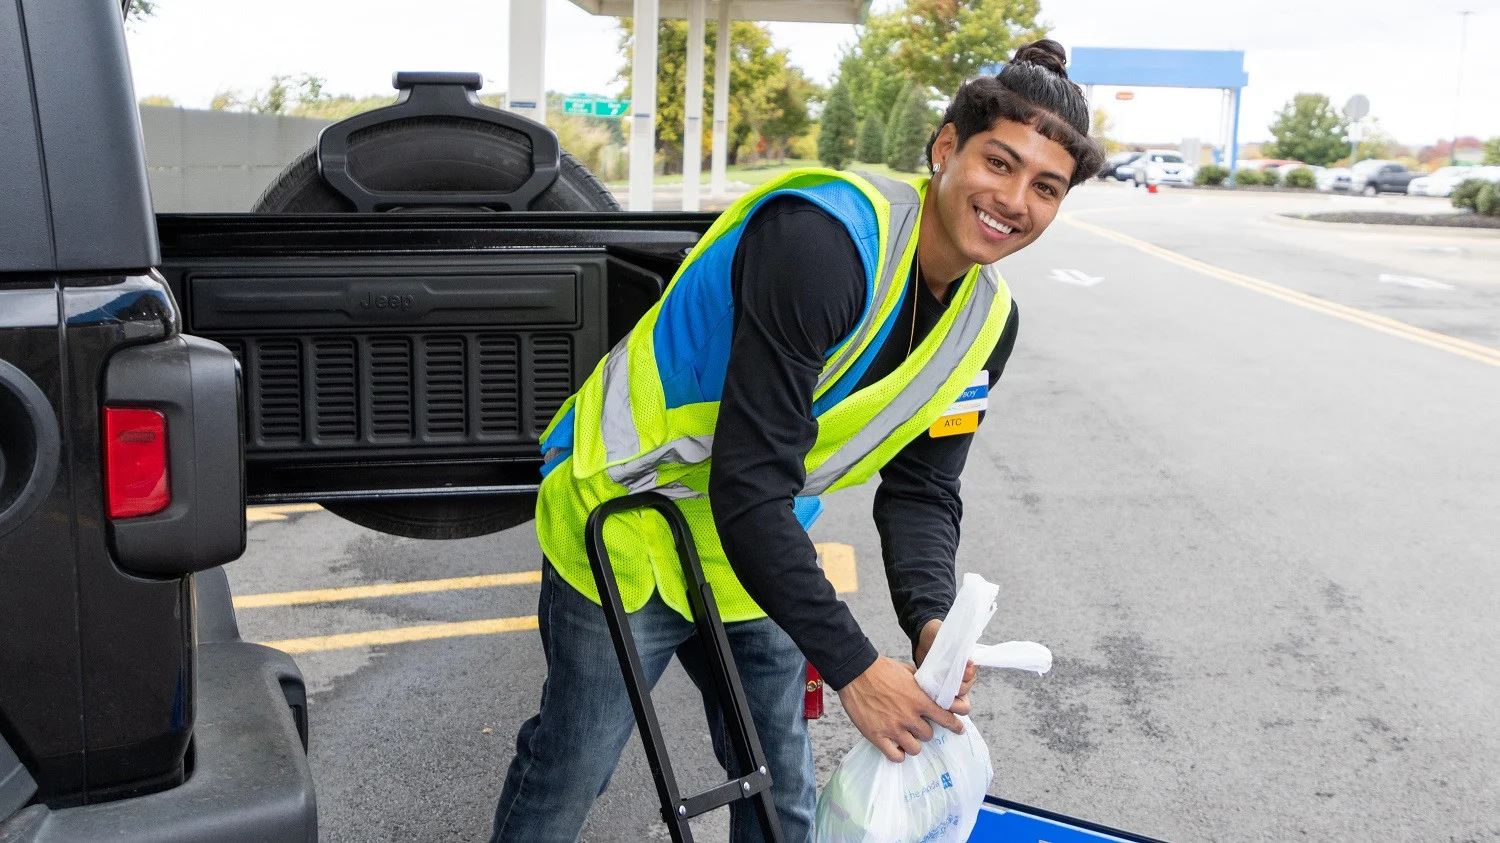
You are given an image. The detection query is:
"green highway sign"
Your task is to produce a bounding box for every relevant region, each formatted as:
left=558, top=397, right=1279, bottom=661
left=562, top=96, right=630, bottom=118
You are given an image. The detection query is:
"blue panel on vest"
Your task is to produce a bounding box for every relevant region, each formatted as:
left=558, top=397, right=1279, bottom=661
left=539, top=405, right=576, bottom=477
left=793, top=496, right=824, bottom=529
left=541, top=405, right=576, bottom=451
left=653, top=179, right=885, bottom=412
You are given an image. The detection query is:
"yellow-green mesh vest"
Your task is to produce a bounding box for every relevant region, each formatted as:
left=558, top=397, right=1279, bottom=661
left=536, top=168, right=1013, bottom=624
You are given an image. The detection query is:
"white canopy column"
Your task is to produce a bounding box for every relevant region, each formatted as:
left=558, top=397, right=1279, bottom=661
left=710, top=0, right=731, bottom=199
left=682, top=0, right=705, bottom=211
left=566, top=0, right=865, bottom=209
left=628, top=0, right=660, bottom=210
left=506, top=0, right=547, bottom=123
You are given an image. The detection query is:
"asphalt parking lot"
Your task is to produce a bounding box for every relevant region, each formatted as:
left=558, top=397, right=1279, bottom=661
left=228, top=182, right=1500, bottom=842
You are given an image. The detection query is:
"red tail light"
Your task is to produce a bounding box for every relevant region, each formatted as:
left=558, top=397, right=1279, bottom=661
left=104, top=407, right=169, bottom=518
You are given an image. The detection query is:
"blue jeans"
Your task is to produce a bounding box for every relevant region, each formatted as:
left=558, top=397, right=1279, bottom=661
left=491, top=563, right=815, bottom=843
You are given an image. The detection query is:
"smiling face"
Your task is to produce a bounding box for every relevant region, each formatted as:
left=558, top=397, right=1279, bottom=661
left=918, top=118, right=1077, bottom=283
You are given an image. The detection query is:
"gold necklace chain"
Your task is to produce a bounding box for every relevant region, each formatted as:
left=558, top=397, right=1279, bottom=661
left=906, top=264, right=921, bottom=357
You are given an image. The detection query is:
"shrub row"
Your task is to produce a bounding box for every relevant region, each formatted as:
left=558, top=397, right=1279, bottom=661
left=1453, top=179, right=1500, bottom=216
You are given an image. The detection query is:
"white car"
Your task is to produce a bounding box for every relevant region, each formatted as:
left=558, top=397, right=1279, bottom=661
left=1408, top=165, right=1500, bottom=197
left=1132, top=149, right=1196, bottom=187
left=1317, top=168, right=1353, bottom=192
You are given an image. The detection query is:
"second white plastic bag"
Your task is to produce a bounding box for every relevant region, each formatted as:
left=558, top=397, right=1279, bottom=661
left=814, top=573, right=1051, bottom=843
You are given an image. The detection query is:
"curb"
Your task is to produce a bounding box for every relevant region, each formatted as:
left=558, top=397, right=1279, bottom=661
left=1262, top=213, right=1500, bottom=239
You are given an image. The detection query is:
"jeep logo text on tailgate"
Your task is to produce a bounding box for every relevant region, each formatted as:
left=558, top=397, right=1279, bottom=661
left=360, top=293, right=416, bottom=310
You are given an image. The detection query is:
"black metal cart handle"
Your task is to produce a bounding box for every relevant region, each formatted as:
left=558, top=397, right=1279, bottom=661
left=585, top=492, right=786, bottom=843
left=315, top=71, right=561, bottom=212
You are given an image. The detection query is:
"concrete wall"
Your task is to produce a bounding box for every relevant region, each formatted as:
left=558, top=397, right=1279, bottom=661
left=138, top=106, right=333, bottom=212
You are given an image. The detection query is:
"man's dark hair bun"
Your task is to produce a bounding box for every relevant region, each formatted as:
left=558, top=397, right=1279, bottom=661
left=1012, top=39, right=1068, bottom=78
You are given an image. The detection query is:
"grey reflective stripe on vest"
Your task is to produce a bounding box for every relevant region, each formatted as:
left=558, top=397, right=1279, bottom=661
left=800, top=263, right=1001, bottom=496
left=607, top=433, right=716, bottom=492
left=815, top=173, right=921, bottom=395
left=599, top=333, right=639, bottom=466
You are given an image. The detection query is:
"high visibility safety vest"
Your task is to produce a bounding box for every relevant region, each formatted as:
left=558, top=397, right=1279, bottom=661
left=535, top=168, right=1013, bottom=624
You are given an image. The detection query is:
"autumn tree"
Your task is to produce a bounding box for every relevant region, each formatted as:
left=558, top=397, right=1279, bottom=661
left=887, top=0, right=1045, bottom=97
left=839, top=0, right=1043, bottom=123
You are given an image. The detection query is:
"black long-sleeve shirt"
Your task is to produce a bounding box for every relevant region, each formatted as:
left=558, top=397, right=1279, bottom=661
left=708, top=195, right=1019, bottom=690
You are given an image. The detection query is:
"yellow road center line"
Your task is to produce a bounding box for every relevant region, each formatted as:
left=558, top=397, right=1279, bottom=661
left=816, top=542, right=859, bottom=594
left=1061, top=214, right=1500, bottom=370
left=246, top=503, right=325, bottom=522
left=233, top=571, right=543, bottom=608
left=263, top=615, right=540, bottom=654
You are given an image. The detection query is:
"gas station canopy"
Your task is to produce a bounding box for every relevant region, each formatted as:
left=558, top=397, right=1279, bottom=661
left=565, top=0, right=870, bottom=24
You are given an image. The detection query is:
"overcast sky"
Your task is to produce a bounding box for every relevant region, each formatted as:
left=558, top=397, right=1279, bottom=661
left=125, top=0, right=1499, bottom=148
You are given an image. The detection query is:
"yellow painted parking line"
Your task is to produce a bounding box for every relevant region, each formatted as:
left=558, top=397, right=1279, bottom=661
left=263, top=615, right=540, bottom=654
left=232, top=571, right=544, bottom=608
left=816, top=542, right=859, bottom=594
left=250, top=547, right=858, bottom=654
left=246, top=503, right=324, bottom=522
left=1061, top=213, right=1500, bottom=370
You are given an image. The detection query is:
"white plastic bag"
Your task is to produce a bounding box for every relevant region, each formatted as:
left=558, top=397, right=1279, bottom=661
left=814, top=573, right=1051, bottom=843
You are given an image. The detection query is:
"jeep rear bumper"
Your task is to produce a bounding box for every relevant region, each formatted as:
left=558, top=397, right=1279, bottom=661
left=0, top=641, right=316, bottom=842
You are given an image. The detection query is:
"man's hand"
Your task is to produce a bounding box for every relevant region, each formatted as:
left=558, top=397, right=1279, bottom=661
left=837, top=656, right=964, bottom=763
left=914, top=619, right=978, bottom=716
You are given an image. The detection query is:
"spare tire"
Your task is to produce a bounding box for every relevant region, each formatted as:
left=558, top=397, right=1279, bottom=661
left=254, top=116, right=619, bottom=540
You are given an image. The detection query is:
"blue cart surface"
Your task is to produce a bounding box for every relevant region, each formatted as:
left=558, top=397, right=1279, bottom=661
left=969, top=796, right=1169, bottom=843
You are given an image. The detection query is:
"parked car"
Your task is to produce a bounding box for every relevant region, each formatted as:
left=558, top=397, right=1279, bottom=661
left=1132, top=149, right=1196, bottom=187
left=1100, top=150, right=1144, bottom=181
left=1235, top=159, right=1293, bottom=172
left=1407, top=165, right=1498, bottom=197
left=1268, top=162, right=1322, bottom=181
left=1317, top=167, right=1354, bottom=192
left=1347, top=159, right=1404, bottom=194
left=1359, top=162, right=1419, bottom=196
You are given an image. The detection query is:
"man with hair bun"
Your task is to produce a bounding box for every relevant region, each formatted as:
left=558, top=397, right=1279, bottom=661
left=490, top=37, right=1105, bottom=843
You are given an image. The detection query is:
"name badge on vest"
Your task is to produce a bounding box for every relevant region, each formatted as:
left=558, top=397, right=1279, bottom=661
left=929, top=371, right=988, bottom=437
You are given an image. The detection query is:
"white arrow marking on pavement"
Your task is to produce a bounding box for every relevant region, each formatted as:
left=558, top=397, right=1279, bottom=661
left=1378, top=273, right=1453, bottom=291
left=1049, top=268, right=1104, bottom=287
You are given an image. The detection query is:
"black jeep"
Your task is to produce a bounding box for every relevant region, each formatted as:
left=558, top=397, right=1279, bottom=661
left=1, top=1, right=709, bottom=838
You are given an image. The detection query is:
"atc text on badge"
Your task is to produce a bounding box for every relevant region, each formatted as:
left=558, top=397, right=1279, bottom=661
left=929, top=371, right=988, bottom=438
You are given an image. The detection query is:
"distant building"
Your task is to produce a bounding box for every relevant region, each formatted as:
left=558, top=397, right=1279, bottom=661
left=1419, top=137, right=1486, bottom=165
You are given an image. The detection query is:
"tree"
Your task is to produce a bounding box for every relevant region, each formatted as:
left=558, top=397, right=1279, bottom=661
left=1485, top=137, right=1500, bottom=166
left=817, top=80, right=857, bottom=169
left=126, top=0, right=155, bottom=21
left=209, top=73, right=331, bottom=115
left=1261, top=93, right=1348, bottom=166
left=887, top=0, right=1045, bottom=97
left=616, top=19, right=793, bottom=171
left=856, top=112, right=886, bottom=163
left=1352, top=118, right=1396, bottom=162
left=755, top=68, right=816, bottom=162
left=883, top=84, right=914, bottom=166
left=138, top=95, right=177, bottom=107
left=836, top=17, right=908, bottom=122
left=886, top=84, right=933, bottom=172
left=1091, top=108, right=1122, bottom=155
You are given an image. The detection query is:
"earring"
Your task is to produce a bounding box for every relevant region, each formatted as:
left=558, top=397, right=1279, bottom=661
left=934, top=163, right=942, bottom=174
